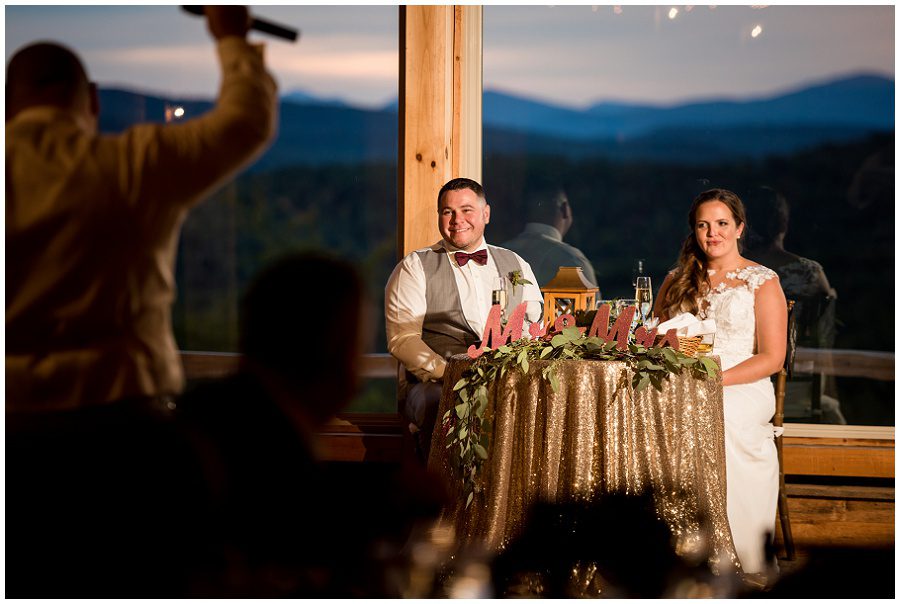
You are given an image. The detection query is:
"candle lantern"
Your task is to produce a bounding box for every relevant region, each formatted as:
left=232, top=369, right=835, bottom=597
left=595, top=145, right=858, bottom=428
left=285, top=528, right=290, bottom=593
left=540, top=266, right=599, bottom=327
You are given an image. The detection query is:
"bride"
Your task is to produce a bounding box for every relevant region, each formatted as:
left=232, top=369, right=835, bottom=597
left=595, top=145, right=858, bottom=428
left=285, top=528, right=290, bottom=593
left=653, top=188, right=787, bottom=577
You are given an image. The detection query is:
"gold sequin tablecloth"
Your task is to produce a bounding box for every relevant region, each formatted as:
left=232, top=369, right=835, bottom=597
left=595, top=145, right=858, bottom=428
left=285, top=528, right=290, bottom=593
left=428, top=355, right=739, bottom=571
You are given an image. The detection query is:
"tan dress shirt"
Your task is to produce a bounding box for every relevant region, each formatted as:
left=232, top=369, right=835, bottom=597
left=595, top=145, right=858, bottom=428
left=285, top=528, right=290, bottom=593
left=6, top=37, right=278, bottom=411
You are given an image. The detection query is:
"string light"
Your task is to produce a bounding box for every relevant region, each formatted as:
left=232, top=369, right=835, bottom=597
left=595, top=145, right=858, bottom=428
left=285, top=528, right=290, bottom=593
left=668, top=7, right=679, bottom=19
left=751, top=24, right=763, bottom=38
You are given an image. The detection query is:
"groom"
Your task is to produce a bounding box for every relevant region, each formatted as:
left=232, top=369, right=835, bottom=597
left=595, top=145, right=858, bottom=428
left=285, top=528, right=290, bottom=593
left=385, top=178, right=543, bottom=459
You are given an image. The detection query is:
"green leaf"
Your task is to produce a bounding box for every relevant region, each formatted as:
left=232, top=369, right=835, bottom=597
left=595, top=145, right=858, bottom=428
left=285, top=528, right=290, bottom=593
left=551, top=334, right=569, bottom=348
left=562, top=326, right=581, bottom=340
left=540, top=346, right=554, bottom=359
left=476, top=385, right=487, bottom=402
left=636, top=374, right=650, bottom=392
left=522, top=357, right=529, bottom=374
left=517, top=349, right=527, bottom=365
left=466, top=491, right=474, bottom=509
left=455, top=403, right=469, bottom=419
left=453, top=378, right=468, bottom=391
left=459, top=389, right=469, bottom=404
left=700, top=357, right=720, bottom=375
left=459, top=426, right=468, bottom=438
left=474, top=444, right=488, bottom=460
left=498, top=345, right=512, bottom=354
left=549, top=371, right=560, bottom=393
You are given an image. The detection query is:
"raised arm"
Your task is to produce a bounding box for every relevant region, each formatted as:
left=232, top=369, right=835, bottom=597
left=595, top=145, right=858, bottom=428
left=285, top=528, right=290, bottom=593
left=118, top=5, right=278, bottom=211
left=721, top=276, right=787, bottom=386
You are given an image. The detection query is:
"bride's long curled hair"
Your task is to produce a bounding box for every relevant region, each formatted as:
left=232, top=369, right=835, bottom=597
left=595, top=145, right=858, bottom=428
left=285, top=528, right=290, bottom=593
left=661, top=188, right=747, bottom=318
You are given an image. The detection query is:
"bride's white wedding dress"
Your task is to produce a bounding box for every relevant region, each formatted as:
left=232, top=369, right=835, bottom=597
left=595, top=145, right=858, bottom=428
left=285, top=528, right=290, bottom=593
left=700, top=264, right=780, bottom=575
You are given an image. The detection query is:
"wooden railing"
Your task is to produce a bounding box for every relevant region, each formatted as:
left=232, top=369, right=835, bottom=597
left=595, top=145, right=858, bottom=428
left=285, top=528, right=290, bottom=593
left=794, top=348, right=894, bottom=381
left=182, top=349, right=893, bottom=382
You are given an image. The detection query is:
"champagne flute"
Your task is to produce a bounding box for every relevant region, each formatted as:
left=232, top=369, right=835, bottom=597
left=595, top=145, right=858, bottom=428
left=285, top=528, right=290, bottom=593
left=492, top=276, right=508, bottom=319
left=635, top=276, right=653, bottom=324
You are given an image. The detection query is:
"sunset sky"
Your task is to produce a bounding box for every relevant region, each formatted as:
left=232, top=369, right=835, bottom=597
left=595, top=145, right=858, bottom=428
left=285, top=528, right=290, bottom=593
left=5, top=4, right=895, bottom=108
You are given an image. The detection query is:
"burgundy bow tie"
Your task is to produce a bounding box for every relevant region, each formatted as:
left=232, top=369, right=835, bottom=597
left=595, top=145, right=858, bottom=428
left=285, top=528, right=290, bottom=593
left=454, top=249, right=488, bottom=266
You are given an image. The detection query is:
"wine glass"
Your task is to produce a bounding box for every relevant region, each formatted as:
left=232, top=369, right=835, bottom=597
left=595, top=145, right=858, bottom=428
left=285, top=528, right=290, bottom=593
left=635, top=276, right=653, bottom=324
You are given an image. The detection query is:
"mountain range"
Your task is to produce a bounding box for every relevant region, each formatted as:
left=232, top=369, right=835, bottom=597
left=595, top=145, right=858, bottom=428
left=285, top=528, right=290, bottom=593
left=98, top=73, right=893, bottom=170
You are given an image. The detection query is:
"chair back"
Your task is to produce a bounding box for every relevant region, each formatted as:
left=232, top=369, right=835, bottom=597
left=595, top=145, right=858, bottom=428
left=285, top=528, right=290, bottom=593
left=784, top=299, right=798, bottom=377
left=774, top=300, right=797, bottom=429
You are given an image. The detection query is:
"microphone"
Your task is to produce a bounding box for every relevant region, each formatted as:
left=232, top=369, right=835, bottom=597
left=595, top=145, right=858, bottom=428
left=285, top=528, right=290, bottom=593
left=181, top=6, right=299, bottom=43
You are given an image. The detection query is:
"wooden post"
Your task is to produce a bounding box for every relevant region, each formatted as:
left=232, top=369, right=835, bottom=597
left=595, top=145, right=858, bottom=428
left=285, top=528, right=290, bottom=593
left=398, top=5, right=482, bottom=258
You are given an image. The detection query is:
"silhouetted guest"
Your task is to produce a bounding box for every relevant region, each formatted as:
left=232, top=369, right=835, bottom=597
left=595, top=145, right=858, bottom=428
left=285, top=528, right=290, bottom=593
left=176, top=251, right=446, bottom=596
left=6, top=397, right=215, bottom=597
left=502, top=187, right=599, bottom=291
left=6, top=6, right=277, bottom=412
left=489, top=493, right=721, bottom=598
left=743, top=186, right=846, bottom=424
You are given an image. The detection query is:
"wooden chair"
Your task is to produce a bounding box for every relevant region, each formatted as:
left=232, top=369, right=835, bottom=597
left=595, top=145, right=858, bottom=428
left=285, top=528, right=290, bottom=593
left=773, top=299, right=797, bottom=560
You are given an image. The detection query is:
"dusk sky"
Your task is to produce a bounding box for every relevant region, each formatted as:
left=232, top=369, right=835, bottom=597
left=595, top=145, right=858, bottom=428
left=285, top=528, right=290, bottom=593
left=5, top=4, right=895, bottom=109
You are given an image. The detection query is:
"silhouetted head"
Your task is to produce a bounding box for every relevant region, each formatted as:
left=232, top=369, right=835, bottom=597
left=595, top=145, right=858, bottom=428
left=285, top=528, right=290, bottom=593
left=6, top=42, right=99, bottom=125
left=491, top=492, right=683, bottom=598
left=743, top=185, right=789, bottom=248
left=239, top=251, right=367, bottom=423
left=524, top=186, right=572, bottom=237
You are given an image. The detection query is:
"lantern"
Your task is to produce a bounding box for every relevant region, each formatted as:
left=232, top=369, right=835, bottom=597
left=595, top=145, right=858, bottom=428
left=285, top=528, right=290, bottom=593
left=540, top=266, right=599, bottom=327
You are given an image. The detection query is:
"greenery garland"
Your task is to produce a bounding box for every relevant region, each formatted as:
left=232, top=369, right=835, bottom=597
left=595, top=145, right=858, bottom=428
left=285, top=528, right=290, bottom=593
left=441, top=326, right=720, bottom=508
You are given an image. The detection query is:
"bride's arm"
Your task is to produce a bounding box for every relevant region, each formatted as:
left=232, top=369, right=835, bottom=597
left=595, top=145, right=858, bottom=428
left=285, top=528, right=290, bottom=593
left=721, top=277, right=787, bottom=387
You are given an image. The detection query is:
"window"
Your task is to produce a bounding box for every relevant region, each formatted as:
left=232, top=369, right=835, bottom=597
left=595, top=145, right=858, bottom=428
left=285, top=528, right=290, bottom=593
left=483, top=5, right=894, bottom=426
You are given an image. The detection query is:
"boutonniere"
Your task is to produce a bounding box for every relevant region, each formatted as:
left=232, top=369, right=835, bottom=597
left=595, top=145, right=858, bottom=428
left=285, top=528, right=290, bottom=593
left=508, top=270, right=533, bottom=293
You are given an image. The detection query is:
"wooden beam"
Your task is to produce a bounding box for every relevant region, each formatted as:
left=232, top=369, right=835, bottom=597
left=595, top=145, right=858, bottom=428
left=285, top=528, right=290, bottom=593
left=398, top=5, right=483, bottom=257
left=775, top=485, right=894, bottom=549
left=181, top=351, right=397, bottom=380
left=783, top=436, right=894, bottom=478
left=398, top=5, right=452, bottom=257
left=452, top=5, right=482, bottom=181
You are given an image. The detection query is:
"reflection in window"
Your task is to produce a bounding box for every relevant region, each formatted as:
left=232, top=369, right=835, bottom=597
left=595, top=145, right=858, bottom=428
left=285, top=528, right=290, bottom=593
left=484, top=5, right=894, bottom=426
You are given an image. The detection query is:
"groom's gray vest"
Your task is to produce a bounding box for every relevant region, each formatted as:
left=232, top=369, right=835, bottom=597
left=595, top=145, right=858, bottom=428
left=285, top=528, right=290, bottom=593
left=415, top=244, right=525, bottom=366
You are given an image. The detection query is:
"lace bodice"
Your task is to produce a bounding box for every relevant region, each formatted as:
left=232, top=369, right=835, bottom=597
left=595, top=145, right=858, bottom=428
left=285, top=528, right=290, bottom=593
left=699, top=265, right=778, bottom=364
